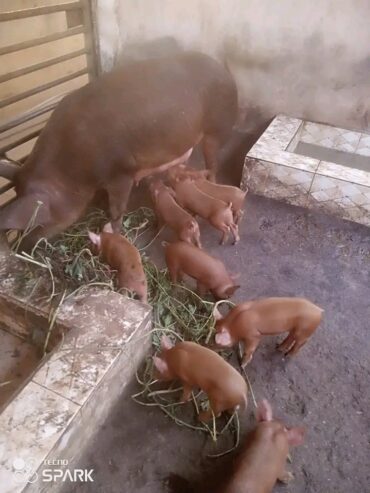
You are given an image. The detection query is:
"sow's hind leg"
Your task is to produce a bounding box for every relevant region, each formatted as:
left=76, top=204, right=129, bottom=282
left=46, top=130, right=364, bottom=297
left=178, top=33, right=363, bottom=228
left=106, top=174, right=134, bottom=233
left=201, top=70, right=238, bottom=181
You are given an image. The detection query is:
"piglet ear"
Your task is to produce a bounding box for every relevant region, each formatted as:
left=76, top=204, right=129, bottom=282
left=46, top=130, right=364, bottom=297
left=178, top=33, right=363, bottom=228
left=256, top=399, right=273, bottom=422
left=88, top=231, right=101, bottom=248
left=231, top=273, right=241, bottom=281
left=287, top=426, right=306, bottom=447
left=212, top=305, right=223, bottom=321
left=152, top=356, right=169, bottom=375
left=224, top=285, right=240, bottom=298
left=215, top=328, right=232, bottom=347
left=161, top=335, right=174, bottom=350
left=185, top=220, right=196, bottom=231
left=103, top=222, right=114, bottom=233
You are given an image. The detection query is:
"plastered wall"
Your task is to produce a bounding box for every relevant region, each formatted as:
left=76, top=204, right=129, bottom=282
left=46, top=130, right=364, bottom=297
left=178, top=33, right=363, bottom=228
left=96, top=0, right=370, bottom=132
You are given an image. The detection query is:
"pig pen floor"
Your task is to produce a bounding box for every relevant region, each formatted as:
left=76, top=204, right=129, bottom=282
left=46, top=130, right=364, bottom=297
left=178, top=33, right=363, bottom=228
left=61, top=188, right=370, bottom=493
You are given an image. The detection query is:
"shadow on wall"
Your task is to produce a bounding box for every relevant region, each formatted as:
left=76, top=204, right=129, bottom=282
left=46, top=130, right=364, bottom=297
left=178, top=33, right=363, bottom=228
left=96, top=0, right=370, bottom=133
left=224, top=31, right=370, bottom=133
left=115, top=36, right=183, bottom=65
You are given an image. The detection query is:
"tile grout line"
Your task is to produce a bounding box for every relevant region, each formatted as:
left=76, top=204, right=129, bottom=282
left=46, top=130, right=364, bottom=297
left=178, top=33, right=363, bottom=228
left=31, top=379, right=82, bottom=407
left=307, top=159, right=322, bottom=197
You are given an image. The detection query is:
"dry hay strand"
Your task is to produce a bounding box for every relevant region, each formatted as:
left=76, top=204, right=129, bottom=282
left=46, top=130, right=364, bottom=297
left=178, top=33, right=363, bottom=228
left=11, top=206, right=254, bottom=454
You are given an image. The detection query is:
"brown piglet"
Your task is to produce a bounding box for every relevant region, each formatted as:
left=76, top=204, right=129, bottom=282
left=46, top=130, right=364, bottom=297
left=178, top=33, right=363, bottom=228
left=222, top=399, right=305, bottom=493
left=88, top=223, right=148, bottom=303
left=167, top=164, right=211, bottom=182
left=170, top=176, right=239, bottom=245
left=164, top=241, right=240, bottom=299
left=169, top=164, right=247, bottom=224
left=149, top=180, right=202, bottom=247
left=153, top=336, right=248, bottom=422
left=214, top=297, right=323, bottom=365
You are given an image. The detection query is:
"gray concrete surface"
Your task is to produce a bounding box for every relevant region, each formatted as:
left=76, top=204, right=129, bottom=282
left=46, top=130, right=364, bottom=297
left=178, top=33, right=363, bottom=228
left=61, top=182, right=370, bottom=493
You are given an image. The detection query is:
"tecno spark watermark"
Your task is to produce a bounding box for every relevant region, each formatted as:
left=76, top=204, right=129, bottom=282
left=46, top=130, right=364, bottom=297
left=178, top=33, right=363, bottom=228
left=12, top=457, right=94, bottom=484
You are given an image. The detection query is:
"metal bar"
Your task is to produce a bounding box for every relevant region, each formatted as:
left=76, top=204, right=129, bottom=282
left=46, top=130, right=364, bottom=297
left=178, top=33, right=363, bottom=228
left=0, top=2, right=82, bottom=21
left=0, top=129, right=42, bottom=156
left=0, top=100, right=60, bottom=134
left=0, top=116, right=48, bottom=144
left=0, top=48, right=87, bottom=84
left=89, top=0, right=102, bottom=76
left=81, top=0, right=98, bottom=79
left=0, top=26, right=85, bottom=57
left=0, top=182, right=14, bottom=195
left=0, top=196, right=16, bottom=209
left=0, top=68, right=88, bottom=110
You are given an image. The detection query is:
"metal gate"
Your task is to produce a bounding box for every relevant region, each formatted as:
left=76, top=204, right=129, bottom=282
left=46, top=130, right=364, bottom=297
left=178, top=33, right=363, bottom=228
left=0, top=0, right=99, bottom=208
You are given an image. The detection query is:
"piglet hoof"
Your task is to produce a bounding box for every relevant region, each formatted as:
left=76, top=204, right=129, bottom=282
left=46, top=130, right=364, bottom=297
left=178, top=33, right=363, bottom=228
left=278, top=471, right=294, bottom=484
left=198, top=410, right=212, bottom=423
left=241, top=355, right=252, bottom=367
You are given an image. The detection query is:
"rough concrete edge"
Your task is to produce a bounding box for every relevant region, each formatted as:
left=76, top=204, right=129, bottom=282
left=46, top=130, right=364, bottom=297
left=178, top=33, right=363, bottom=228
left=241, top=117, right=370, bottom=228
left=0, top=238, right=153, bottom=492
left=23, top=314, right=152, bottom=493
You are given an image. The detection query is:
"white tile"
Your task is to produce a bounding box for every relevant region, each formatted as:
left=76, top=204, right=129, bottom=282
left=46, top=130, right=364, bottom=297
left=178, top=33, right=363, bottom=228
left=271, top=165, right=313, bottom=189
left=310, top=174, right=370, bottom=224
left=301, top=123, right=362, bottom=153
left=249, top=115, right=302, bottom=153
left=0, top=382, right=78, bottom=493
left=33, top=348, right=120, bottom=406
left=356, top=134, right=370, bottom=157
left=316, top=161, right=370, bottom=188
left=248, top=144, right=319, bottom=172
left=251, top=161, right=314, bottom=205
left=57, top=289, right=151, bottom=350
left=333, top=131, right=361, bottom=152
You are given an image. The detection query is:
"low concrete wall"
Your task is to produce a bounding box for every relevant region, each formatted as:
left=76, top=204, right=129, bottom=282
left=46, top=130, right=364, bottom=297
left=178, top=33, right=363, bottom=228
left=96, top=0, right=370, bottom=132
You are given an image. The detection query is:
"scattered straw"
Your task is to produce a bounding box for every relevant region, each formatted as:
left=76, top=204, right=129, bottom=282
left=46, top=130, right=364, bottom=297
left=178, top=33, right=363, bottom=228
left=10, top=205, right=255, bottom=456
left=0, top=380, right=12, bottom=387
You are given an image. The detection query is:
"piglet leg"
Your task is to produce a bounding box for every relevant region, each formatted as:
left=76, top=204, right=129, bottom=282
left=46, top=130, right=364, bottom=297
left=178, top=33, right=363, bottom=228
left=181, top=384, right=192, bottom=402
left=241, top=337, right=260, bottom=366
left=198, top=403, right=222, bottom=422
left=198, top=409, right=213, bottom=422
left=278, top=470, right=294, bottom=484
left=277, top=332, right=295, bottom=354
left=230, top=223, right=240, bottom=244
left=196, top=281, right=208, bottom=297
left=234, top=209, right=244, bottom=225
left=219, top=225, right=230, bottom=245
left=202, top=135, right=219, bottom=182
left=285, top=338, right=308, bottom=357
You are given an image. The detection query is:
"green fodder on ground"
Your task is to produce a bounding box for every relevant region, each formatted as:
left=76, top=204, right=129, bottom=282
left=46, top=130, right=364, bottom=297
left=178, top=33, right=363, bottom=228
left=12, top=207, right=246, bottom=454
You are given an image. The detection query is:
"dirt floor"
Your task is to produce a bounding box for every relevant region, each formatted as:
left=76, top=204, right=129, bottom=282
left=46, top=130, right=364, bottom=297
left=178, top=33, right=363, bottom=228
left=62, top=122, right=370, bottom=493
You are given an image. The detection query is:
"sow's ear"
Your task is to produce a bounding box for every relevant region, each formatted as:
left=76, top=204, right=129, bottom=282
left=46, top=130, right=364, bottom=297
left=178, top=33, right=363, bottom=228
left=0, top=196, right=50, bottom=231
left=255, top=399, right=273, bottom=422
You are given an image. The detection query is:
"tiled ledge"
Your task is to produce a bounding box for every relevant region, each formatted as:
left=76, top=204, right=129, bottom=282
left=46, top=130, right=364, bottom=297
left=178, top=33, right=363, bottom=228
left=242, top=116, right=370, bottom=227
left=0, top=239, right=152, bottom=493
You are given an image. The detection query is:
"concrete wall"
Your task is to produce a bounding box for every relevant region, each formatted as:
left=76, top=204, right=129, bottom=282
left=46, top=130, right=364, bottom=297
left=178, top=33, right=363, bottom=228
left=96, top=0, right=370, bottom=132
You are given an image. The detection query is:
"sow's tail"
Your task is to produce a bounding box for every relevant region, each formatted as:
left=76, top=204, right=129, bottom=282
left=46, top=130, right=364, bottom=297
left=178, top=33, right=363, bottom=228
left=0, top=158, right=20, bottom=182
